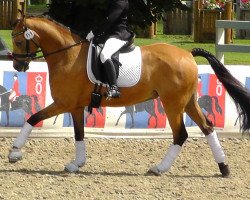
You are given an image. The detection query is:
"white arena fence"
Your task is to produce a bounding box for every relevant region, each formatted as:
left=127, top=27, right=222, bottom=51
left=216, top=20, right=250, bottom=64
left=0, top=61, right=250, bottom=138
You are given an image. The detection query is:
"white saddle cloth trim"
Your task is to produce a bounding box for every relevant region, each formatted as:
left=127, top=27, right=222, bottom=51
left=87, top=41, right=142, bottom=87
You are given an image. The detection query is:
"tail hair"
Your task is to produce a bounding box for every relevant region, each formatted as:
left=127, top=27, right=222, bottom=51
left=191, top=48, right=250, bottom=133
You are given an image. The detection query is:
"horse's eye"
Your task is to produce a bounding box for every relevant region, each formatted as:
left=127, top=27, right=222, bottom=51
left=15, top=41, right=23, bottom=47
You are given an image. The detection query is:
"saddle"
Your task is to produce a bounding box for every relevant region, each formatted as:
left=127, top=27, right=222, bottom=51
left=88, top=34, right=136, bottom=113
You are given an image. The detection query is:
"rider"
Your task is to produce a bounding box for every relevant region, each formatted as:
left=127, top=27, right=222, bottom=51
left=86, top=0, right=133, bottom=98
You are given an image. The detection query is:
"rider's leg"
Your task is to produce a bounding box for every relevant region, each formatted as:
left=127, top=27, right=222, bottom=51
left=103, top=59, right=120, bottom=98
left=100, top=38, right=126, bottom=98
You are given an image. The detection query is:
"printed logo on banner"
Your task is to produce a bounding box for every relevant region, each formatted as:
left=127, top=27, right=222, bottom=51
left=122, top=98, right=166, bottom=129
left=84, top=107, right=106, bottom=128
left=0, top=71, right=46, bottom=127
left=61, top=107, right=106, bottom=128
left=185, top=74, right=225, bottom=128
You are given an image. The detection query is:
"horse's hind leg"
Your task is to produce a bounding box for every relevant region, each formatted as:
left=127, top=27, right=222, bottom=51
left=148, top=102, right=188, bottom=175
left=8, top=103, right=65, bottom=163
left=185, top=95, right=230, bottom=177
left=65, top=108, right=86, bottom=173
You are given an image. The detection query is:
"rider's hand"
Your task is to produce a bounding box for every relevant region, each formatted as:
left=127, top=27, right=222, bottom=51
left=86, top=31, right=94, bottom=42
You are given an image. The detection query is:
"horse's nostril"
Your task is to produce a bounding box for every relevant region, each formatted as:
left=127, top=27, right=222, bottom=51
left=7, top=52, right=14, bottom=60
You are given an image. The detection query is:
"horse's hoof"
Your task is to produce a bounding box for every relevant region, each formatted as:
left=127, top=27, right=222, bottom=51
left=147, top=166, right=162, bottom=176
left=218, top=163, right=230, bottom=177
left=8, top=149, right=23, bottom=163
left=64, top=160, right=86, bottom=173
left=64, top=162, right=80, bottom=173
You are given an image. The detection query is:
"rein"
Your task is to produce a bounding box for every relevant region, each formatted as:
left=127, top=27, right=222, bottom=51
left=39, top=40, right=84, bottom=59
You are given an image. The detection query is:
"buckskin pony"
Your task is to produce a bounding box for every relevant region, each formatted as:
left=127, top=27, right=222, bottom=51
left=8, top=14, right=250, bottom=177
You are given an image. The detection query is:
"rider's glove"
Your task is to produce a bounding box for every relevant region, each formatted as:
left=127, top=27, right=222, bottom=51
left=86, top=31, right=94, bottom=42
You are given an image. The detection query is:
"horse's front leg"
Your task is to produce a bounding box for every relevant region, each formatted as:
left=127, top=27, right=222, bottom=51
left=8, top=103, right=64, bottom=163
left=65, top=108, right=86, bottom=173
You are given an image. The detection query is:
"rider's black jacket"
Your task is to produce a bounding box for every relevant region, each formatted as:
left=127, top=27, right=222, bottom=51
left=93, top=0, right=132, bottom=42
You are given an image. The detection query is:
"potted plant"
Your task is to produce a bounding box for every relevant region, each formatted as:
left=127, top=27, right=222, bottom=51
left=203, top=0, right=226, bottom=10
left=240, top=0, right=250, bottom=9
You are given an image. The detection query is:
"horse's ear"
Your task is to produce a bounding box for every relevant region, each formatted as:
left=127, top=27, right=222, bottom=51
left=17, top=9, right=25, bottom=20
left=10, top=9, right=25, bottom=28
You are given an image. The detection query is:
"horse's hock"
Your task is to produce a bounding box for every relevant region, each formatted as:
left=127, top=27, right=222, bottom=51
left=193, top=0, right=233, bottom=43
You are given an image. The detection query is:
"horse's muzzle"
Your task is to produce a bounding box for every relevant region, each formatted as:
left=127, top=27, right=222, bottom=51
left=13, top=60, right=30, bottom=72
left=8, top=52, right=30, bottom=72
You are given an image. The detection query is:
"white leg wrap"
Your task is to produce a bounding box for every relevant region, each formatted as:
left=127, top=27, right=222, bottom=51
left=13, top=122, right=33, bottom=149
left=149, top=144, right=182, bottom=175
left=206, top=131, right=225, bottom=163
left=74, top=140, right=86, bottom=166
left=157, top=144, right=182, bottom=172
left=65, top=140, right=86, bottom=173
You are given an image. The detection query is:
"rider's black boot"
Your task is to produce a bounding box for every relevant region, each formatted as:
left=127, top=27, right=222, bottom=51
left=103, top=59, right=120, bottom=98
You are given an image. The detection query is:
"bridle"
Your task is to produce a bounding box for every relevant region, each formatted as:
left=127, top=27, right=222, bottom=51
left=11, top=26, right=41, bottom=61
left=11, top=25, right=84, bottom=62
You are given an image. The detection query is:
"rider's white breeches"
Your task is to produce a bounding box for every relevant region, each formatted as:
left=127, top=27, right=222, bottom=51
left=100, top=38, right=127, bottom=63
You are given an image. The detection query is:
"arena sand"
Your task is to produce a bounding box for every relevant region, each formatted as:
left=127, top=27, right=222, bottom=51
left=0, top=137, right=249, bottom=200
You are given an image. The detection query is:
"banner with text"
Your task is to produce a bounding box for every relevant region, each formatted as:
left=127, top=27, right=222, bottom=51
left=0, top=61, right=249, bottom=135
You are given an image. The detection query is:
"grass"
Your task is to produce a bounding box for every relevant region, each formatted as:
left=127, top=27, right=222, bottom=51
left=135, top=34, right=250, bottom=65
left=0, top=30, right=11, bottom=49
left=0, top=14, right=249, bottom=65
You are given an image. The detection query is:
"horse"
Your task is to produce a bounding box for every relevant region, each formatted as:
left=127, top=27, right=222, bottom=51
left=198, top=95, right=222, bottom=126
left=0, top=85, right=41, bottom=126
left=8, top=14, right=250, bottom=177
left=115, top=98, right=165, bottom=128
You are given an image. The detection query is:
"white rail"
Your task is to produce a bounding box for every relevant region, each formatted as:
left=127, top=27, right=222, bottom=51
left=215, top=20, right=250, bottom=64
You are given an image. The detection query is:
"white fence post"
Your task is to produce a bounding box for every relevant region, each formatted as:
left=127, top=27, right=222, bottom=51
left=215, top=20, right=250, bottom=65
left=216, top=27, right=225, bottom=64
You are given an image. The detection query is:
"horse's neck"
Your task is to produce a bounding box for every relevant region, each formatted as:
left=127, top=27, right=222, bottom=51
left=27, top=18, right=84, bottom=53
left=27, top=18, right=88, bottom=68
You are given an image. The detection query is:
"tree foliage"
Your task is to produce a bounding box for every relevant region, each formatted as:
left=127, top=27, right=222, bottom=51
left=47, top=0, right=189, bottom=35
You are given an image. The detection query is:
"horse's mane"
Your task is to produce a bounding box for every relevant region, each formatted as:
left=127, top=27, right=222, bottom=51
left=26, top=14, right=84, bottom=38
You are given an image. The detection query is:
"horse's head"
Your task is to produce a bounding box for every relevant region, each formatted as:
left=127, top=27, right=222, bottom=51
left=10, top=10, right=40, bottom=72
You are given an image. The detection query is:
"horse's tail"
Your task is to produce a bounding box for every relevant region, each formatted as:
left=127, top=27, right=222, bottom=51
left=211, top=96, right=223, bottom=115
left=191, top=48, right=250, bottom=133
left=31, top=95, right=41, bottom=112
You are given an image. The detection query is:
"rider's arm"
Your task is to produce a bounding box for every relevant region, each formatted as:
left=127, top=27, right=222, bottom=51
left=93, top=1, right=125, bottom=37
